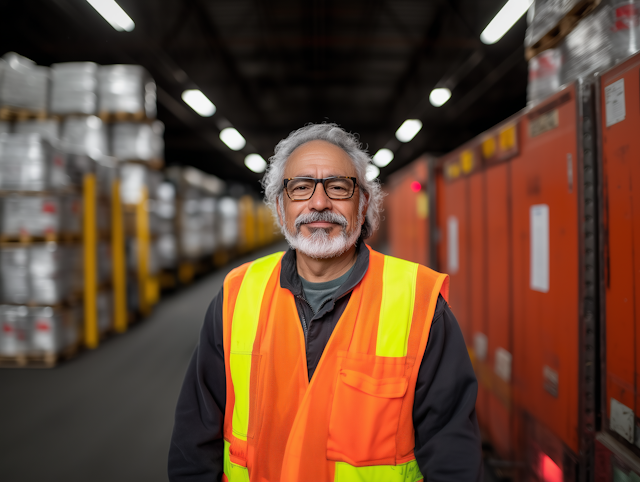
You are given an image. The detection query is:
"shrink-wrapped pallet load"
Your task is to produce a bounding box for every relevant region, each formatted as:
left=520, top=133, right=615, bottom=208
left=527, top=49, right=562, bottom=104
left=29, top=306, right=78, bottom=355
left=200, top=197, right=217, bottom=255
left=157, top=234, right=177, bottom=269
left=60, top=115, right=108, bottom=158
left=218, top=197, right=240, bottom=249
left=559, top=4, right=613, bottom=84
left=610, top=0, right=640, bottom=61
left=0, top=195, right=62, bottom=239
left=97, top=65, right=156, bottom=118
left=0, top=247, right=30, bottom=304
left=112, top=121, right=164, bottom=162
left=0, top=305, right=29, bottom=356
left=0, top=134, right=70, bottom=191
left=29, top=243, right=73, bottom=306
left=0, top=53, right=49, bottom=113
left=50, top=62, right=98, bottom=115
left=14, top=119, right=60, bottom=145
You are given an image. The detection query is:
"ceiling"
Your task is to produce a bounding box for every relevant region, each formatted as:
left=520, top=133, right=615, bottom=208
left=1, top=0, right=529, bottom=190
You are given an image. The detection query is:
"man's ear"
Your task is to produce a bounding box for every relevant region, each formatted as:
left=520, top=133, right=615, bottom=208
left=276, top=196, right=284, bottom=226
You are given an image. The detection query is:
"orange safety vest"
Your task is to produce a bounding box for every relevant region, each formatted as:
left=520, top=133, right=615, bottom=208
left=222, top=247, right=449, bottom=482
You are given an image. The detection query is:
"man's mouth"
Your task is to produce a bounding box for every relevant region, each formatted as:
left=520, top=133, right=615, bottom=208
left=303, top=221, right=337, bottom=228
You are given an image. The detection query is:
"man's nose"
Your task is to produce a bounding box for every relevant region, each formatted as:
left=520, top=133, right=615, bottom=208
left=308, top=181, right=332, bottom=210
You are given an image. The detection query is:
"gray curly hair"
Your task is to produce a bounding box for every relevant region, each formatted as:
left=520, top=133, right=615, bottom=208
left=261, top=123, right=384, bottom=239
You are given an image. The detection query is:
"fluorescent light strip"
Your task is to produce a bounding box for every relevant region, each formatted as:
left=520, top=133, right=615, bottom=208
left=373, top=148, right=394, bottom=168
left=395, top=119, right=423, bottom=143
left=244, top=154, right=267, bottom=173
left=429, top=88, right=452, bottom=107
left=86, top=0, right=135, bottom=32
left=480, top=0, right=533, bottom=45
left=182, top=90, right=216, bottom=117
left=220, top=127, right=246, bottom=151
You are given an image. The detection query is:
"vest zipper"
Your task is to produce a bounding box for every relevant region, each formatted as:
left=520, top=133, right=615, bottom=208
left=296, top=294, right=312, bottom=343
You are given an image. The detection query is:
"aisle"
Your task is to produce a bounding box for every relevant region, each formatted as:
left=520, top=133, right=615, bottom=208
left=0, top=241, right=288, bottom=482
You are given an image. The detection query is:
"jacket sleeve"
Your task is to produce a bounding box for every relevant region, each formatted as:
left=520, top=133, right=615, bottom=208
left=168, top=288, right=226, bottom=482
left=413, top=295, right=483, bottom=481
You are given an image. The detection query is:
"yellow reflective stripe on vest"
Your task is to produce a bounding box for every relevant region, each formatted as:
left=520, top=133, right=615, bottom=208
left=223, top=439, right=250, bottom=482
left=334, top=459, right=423, bottom=482
left=230, top=252, right=283, bottom=440
left=376, top=256, right=419, bottom=357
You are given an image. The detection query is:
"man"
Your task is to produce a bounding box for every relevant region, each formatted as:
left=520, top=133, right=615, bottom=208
left=169, top=124, right=482, bottom=481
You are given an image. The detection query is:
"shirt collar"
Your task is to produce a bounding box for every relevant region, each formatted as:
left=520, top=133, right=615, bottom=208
left=280, top=239, right=370, bottom=311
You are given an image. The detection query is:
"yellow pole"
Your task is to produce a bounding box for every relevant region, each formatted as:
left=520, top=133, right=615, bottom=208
left=136, top=186, right=150, bottom=316
left=112, top=179, right=127, bottom=333
left=83, top=173, right=98, bottom=349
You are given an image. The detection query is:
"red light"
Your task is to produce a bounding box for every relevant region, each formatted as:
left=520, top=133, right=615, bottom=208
left=411, top=181, right=422, bottom=192
left=541, top=454, right=562, bottom=482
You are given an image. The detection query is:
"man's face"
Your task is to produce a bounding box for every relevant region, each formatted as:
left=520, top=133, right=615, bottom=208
left=277, top=140, right=367, bottom=259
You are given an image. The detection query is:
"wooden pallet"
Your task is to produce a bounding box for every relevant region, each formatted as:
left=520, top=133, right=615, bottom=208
left=0, top=354, right=28, bottom=368
left=0, top=341, right=79, bottom=369
left=98, top=110, right=148, bottom=123
left=121, top=157, right=165, bottom=171
left=0, top=106, right=48, bottom=122
left=0, top=232, right=81, bottom=244
left=525, top=0, right=602, bottom=60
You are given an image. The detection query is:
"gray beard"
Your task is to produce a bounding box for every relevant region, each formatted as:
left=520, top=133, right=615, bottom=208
left=282, top=210, right=363, bottom=259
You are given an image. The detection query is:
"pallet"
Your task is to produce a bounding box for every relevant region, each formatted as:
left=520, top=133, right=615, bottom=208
left=0, top=341, right=80, bottom=369
left=525, top=0, right=602, bottom=60
left=0, top=354, right=28, bottom=368
left=98, top=110, right=149, bottom=123
left=121, top=158, right=165, bottom=171
left=0, top=106, right=48, bottom=122
left=0, top=232, right=81, bottom=244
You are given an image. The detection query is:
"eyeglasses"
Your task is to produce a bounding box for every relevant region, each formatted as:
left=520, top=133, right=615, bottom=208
left=283, top=176, right=358, bottom=201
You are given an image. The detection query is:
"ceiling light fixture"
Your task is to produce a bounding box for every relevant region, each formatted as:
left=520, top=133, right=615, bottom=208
left=480, top=0, right=533, bottom=45
left=244, top=154, right=267, bottom=173
left=219, top=127, right=246, bottom=151
left=395, top=119, right=423, bottom=143
left=181, top=90, right=216, bottom=117
left=373, top=148, right=394, bottom=168
left=86, top=0, right=135, bottom=32
left=366, top=164, right=380, bottom=181
left=429, top=88, right=452, bottom=107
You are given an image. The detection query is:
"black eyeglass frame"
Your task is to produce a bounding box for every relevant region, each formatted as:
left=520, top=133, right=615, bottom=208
left=283, top=176, right=358, bottom=201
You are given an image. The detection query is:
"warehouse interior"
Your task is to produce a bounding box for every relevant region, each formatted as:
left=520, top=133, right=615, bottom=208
left=2, top=0, right=640, bottom=481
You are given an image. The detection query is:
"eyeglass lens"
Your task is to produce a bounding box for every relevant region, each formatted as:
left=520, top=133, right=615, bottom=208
left=287, top=178, right=355, bottom=200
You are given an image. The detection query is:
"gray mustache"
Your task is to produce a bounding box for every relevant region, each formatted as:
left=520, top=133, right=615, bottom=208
left=294, top=211, right=348, bottom=229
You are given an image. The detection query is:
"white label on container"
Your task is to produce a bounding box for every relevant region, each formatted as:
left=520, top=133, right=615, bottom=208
left=605, top=78, right=626, bottom=127
left=474, top=332, right=488, bottom=361
left=494, top=348, right=512, bottom=382
left=530, top=204, right=550, bottom=293
left=447, top=216, right=459, bottom=274
left=611, top=398, right=635, bottom=443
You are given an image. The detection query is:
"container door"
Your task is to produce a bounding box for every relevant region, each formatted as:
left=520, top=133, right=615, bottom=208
left=512, top=84, right=581, bottom=456
left=600, top=52, right=640, bottom=447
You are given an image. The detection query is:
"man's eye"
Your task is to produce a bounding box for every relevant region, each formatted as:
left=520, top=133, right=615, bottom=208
left=293, top=185, right=310, bottom=191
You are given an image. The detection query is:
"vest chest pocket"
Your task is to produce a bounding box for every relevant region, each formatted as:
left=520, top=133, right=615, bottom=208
left=327, top=361, right=409, bottom=466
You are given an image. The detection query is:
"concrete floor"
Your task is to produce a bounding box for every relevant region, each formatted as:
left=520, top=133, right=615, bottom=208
left=0, top=242, right=288, bottom=482
left=0, top=240, right=496, bottom=482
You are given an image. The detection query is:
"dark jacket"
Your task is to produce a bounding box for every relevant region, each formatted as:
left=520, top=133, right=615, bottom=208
left=168, top=243, right=482, bottom=481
